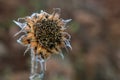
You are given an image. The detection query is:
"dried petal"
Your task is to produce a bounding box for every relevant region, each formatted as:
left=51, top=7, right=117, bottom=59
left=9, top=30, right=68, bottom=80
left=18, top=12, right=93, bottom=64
left=13, top=20, right=26, bottom=28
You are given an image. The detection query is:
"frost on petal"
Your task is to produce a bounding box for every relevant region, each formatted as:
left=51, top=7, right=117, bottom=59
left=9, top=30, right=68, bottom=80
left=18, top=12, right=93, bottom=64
left=58, top=19, right=71, bottom=28
left=13, top=20, right=27, bottom=36
left=65, top=40, right=72, bottom=50
left=24, top=17, right=34, bottom=27
left=14, top=26, right=28, bottom=37
left=24, top=44, right=31, bottom=55
left=31, top=13, right=38, bottom=18
left=63, top=19, right=72, bottom=23
left=17, top=39, right=22, bottom=45
left=18, top=18, right=26, bottom=23
left=17, top=35, right=29, bottom=46
left=13, top=20, right=26, bottom=29
left=30, top=13, right=39, bottom=23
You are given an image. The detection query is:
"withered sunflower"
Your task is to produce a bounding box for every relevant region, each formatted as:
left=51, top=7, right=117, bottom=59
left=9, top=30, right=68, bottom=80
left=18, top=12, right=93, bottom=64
left=14, top=8, right=72, bottom=79
left=14, top=8, right=71, bottom=59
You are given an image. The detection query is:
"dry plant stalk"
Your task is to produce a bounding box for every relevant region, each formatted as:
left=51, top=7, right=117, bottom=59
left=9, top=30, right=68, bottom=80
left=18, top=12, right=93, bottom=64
left=14, top=8, right=72, bottom=80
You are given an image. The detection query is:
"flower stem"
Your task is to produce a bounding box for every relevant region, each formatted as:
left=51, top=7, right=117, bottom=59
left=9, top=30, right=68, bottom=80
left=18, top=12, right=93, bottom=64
left=29, top=49, right=45, bottom=80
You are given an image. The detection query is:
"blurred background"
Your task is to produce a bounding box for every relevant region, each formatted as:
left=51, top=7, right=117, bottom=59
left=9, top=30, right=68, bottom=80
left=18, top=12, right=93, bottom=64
left=0, top=0, right=120, bottom=80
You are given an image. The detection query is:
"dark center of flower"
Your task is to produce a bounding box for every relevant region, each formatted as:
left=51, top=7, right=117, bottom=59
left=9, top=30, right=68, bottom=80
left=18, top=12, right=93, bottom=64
left=35, top=19, right=62, bottom=49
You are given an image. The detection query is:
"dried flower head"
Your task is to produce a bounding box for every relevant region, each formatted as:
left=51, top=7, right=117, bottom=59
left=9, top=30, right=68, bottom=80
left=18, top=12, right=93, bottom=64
left=14, top=8, right=72, bottom=80
left=14, top=8, right=72, bottom=59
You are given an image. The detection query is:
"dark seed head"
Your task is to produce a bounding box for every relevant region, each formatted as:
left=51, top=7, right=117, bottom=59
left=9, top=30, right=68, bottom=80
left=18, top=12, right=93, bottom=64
left=35, top=19, right=61, bottom=49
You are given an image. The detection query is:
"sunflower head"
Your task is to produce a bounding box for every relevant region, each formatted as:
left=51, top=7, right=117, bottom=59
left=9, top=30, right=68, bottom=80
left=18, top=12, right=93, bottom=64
left=14, top=8, right=72, bottom=59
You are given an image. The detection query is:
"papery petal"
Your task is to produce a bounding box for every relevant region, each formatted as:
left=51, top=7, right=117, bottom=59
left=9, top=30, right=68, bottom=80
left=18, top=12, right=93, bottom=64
left=62, top=32, right=71, bottom=40
left=17, top=35, right=30, bottom=46
left=64, top=40, right=72, bottom=50
left=31, top=13, right=38, bottom=18
left=14, top=26, right=27, bottom=37
left=48, top=8, right=61, bottom=20
left=17, top=38, right=22, bottom=45
left=24, top=44, right=31, bottom=55
left=53, top=8, right=61, bottom=20
left=25, top=17, right=34, bottom=27
left=13, top=20, right=26, bottom=28
left=18, top=18, right=26, bottom=23
left=63, top=19, right=72, bottom=23
left=59, top=52, right=64, bottom=59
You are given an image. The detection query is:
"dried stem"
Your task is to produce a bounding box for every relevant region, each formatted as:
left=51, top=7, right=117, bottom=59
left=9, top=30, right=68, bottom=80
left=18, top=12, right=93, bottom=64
left=29, top=48, right=45, bottom=80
